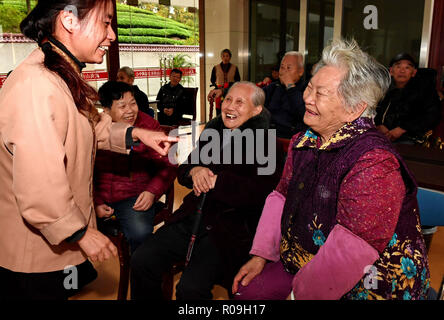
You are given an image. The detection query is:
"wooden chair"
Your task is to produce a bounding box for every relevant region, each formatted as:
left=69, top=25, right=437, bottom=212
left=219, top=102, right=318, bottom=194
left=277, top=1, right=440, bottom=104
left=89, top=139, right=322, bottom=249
left=97, top=124, right=177, bottom=300
left=178, top=87, right=198, bottom=126
left=97, top=183, right=175, bottom=300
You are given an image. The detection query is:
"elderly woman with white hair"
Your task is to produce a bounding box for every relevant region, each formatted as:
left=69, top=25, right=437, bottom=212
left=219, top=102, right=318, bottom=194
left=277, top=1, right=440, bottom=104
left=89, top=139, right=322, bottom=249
left=232, top=39, right=430, bottom=300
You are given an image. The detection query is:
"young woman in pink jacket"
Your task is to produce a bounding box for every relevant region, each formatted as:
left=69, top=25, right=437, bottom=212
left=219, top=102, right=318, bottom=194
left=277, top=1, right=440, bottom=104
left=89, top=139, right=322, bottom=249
left=0, top=0, right=176, bottom=300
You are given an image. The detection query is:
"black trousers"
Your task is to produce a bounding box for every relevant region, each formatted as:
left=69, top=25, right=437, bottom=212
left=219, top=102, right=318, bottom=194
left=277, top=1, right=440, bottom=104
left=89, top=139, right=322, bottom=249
left=130, top=214, right=225, bottom=300
left=0, top=260, right=97, bottom=300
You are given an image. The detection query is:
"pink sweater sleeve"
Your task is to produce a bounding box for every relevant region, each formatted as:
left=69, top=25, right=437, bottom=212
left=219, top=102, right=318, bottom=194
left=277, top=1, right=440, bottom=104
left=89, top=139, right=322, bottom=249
left=250, top=190, right=286, bottom=261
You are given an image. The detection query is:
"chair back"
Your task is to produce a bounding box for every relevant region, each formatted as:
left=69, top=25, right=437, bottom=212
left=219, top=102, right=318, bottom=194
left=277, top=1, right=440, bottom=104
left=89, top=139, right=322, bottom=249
left=417, top=187, right=444, bottom=226
left=180, top=87, right=198, bottom=125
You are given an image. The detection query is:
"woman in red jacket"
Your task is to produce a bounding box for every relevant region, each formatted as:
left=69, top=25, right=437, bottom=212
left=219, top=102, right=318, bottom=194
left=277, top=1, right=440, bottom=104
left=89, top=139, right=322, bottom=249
left=95, top=81, right=177, bottom=253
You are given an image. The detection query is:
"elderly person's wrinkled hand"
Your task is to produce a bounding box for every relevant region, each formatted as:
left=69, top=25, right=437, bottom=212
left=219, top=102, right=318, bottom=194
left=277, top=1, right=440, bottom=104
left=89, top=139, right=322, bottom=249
left=386, top=127, right=406, bottom=141
left=78, top=228, right=118, bottom=263
left=232, top=256, right=267, bottom=295
left=132, top=128, right=179, bottom=156
left=189, top=166, right=217, bottom=196
left=376, top=124, right=389, bottom=135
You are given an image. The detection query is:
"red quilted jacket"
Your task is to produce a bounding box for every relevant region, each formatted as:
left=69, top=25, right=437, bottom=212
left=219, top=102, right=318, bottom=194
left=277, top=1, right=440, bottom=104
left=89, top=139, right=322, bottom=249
left=93, top=112, right=177, bottom=205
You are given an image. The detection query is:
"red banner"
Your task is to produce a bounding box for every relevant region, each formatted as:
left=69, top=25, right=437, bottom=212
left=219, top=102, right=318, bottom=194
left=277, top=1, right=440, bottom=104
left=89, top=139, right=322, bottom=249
left=82, top=70, right=109, bottom=82
left=0, top=74, right=7, bottom=88
left=134, top=67, right=196, bottom=79
left=1, top=67, right=197, bottom=88
left=134, top=68, right=163, bottom=79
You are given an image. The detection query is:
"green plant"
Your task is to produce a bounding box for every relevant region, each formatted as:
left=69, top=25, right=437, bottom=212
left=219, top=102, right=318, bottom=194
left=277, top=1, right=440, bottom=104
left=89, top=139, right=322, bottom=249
left=0, top=4, right=27, bottom=33
left=161, top=53, right=197, bottom=86
left=116, top=1, right=198, bottom=45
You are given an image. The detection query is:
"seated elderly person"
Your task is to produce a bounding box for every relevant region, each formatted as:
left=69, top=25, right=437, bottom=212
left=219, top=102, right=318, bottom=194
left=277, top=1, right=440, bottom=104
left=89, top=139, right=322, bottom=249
left=262, top=51, right=308, bottom=139
left=95, top=81, right=177, bottom=254
left=232, top=39, right=430, bottom=300
left=130, top=81, right=284, bottom=300
left=156, top=68, right=187, bottom=126
left=374, top=53, right=441, bottom=143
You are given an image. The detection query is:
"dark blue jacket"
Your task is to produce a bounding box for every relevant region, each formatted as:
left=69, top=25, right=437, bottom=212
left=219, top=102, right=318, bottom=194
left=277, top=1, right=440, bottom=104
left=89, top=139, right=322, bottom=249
left=263, top=79, right=307, bottom=139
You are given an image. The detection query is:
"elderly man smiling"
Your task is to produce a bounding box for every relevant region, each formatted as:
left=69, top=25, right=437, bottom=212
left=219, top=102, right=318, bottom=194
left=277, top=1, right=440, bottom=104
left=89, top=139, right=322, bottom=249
left=130, top=81, right=284, bottom=300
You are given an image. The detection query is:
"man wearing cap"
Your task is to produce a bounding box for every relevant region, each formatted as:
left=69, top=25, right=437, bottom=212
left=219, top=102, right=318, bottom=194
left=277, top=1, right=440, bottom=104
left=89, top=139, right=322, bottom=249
left=375, top=53, right=441, bottom=143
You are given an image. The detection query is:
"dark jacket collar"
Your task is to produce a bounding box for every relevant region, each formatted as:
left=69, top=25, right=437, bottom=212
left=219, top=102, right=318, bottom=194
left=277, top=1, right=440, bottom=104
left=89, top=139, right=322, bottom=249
left=40, top=35, right=86, bottom=72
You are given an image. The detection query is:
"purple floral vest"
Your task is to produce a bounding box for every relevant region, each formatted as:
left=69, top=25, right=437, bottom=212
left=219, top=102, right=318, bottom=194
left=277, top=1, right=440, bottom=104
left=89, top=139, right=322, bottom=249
left=280, top=118, right=430, bottom=300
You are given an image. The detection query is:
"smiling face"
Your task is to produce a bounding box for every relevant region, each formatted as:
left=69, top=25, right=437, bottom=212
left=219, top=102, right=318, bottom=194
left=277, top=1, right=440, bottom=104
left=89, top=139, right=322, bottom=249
left=279, top=54, right=304, bottom=84
left=221, top=84, right=262, bottom=130
left=303, top=65, right=357, bottom=142
left=70, top=1, right=116, bottom=64
left=390, top=60, right=417, bottom=88
left=108, top=91, right=138, bottom=126
left=169, top=71, right=182, bottom=87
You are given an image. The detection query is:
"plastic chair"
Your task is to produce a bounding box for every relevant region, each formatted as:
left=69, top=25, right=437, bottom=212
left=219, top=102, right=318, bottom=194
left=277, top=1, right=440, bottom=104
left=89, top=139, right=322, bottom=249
left=417, top=187, right=444, bottom=253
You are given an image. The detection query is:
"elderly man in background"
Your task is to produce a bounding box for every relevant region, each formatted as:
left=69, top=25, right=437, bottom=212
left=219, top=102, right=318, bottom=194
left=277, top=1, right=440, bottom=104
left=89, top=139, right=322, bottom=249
left=374, top=53, right=441, bottom=143
left=233, top=39, right=430, bottom=300
left=263, top=51, right=308, bottom=139
left=156, top=68, right=187, bottom=126
left=208, top=52, right=307, bottom=138
left=117, top=66, right=154, bottom=118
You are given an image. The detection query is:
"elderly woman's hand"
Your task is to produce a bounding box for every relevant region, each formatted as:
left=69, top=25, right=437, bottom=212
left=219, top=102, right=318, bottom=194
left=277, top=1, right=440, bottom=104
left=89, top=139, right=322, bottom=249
left=132, top=128, right=179, bottom=156
left=189, top=166, right=217, bottom=196
left=376, top=125, right=389, bottom=135
left=232, top=256, right=267, bottom=295
left=386, top=127, right=407, bottom=141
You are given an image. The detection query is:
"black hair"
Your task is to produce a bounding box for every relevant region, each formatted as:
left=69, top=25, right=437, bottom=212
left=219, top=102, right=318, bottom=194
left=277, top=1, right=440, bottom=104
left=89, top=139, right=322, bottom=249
left=98, top=81, right=134, bottom=108
left=20, top=0, right=112, bottom=122
left=171, top=68, right=183, bottom=76
left=221, top=49, right=232, bottom=58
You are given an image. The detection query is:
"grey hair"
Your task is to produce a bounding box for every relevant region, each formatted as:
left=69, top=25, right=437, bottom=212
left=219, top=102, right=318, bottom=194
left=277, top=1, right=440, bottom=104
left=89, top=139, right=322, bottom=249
left=228, top=81, right=265, bottom=107
left=118, top=66, right=135, bottom=79
left=313, top=39, right=390, bottom=118
left=284, top=51, right=305, bottom=67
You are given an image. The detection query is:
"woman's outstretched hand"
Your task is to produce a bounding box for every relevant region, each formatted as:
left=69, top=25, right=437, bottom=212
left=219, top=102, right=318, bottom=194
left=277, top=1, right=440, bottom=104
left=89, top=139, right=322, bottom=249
left=132, top=128, right=179, bottom=156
